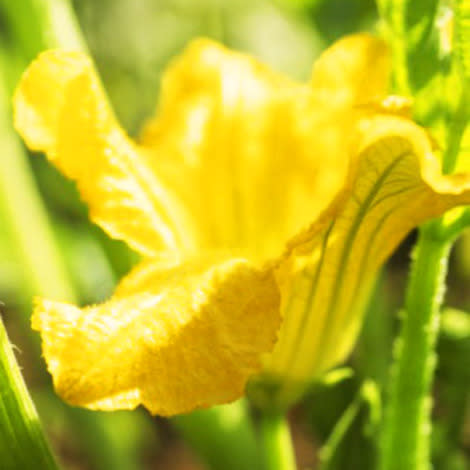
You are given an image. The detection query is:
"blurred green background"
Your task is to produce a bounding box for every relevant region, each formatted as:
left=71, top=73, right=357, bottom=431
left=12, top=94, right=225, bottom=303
left=0, top=0, right=468, bottom=469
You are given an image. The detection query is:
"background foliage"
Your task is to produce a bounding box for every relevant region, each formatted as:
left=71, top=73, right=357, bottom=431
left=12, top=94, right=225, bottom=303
left=0, top=0, right=468, bottom=468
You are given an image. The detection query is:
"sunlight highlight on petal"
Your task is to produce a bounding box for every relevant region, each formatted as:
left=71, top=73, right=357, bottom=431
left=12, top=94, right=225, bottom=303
left=139, top=39, right=355, bottom=261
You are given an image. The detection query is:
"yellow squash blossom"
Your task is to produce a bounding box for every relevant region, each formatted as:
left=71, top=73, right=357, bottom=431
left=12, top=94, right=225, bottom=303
left=13, top=34, right=470, bottom=415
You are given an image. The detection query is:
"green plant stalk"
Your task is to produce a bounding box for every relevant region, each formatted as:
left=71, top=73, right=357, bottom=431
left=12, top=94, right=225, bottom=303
left=0, top=319, right=58, bottom=470
left=380, top=221, right=451, bottom=470
left=376, top=2, right=470, bottom=469
left=260, top=411, right=296, bottom=470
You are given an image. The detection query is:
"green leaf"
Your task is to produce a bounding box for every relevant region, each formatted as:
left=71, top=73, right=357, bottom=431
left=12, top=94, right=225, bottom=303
left=0, top=319, right=59, bottom=470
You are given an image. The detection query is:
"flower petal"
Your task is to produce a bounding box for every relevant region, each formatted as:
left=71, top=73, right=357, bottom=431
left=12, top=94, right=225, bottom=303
left=139, top=39, right=358, bottom=261
left=32, top=257, right=280, bottom=416
left=310, top=33, right=390, bottom=109
left=257, top=114, right=470, bottom=407
left=14, top=50, right=195, bottom=256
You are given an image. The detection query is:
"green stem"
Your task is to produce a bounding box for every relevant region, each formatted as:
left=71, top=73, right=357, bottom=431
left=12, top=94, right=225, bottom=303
left=174, top=399, right=263, bottom=470
left=319, top=389, right=362, bottom=470
left=380, top=221, right=452, bottom=470
left=0, top=319, right=58, bottom=470
left=260, top=411, right=297, bottom=470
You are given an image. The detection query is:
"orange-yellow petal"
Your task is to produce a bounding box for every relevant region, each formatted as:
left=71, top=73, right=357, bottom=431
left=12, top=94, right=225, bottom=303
left=33, top=257, right=280, bottom=416
left=254, top=113, right=470, bottom=408
left=13, top=50, right=195, bottom=257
